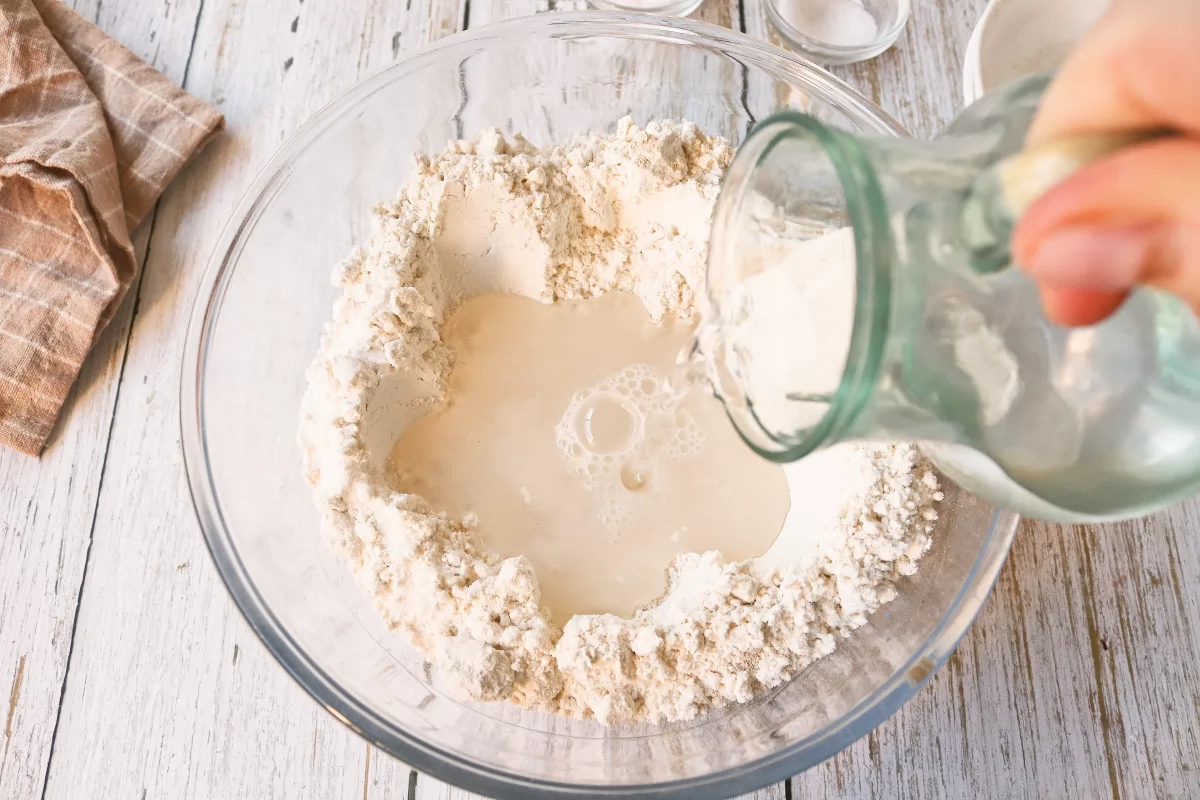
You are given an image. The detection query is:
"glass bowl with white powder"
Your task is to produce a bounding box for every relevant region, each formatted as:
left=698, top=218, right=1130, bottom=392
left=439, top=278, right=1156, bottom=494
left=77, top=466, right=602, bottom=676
left=183, top=12, right=1018, bottom=798
left=765, top=0, right=911, bottom=65
left=588, top=0, right=707, bottom=17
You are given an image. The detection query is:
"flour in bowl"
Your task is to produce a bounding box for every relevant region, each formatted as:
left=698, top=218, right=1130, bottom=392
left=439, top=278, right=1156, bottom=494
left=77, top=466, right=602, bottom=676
left=298, top=118, right=941, bottom=724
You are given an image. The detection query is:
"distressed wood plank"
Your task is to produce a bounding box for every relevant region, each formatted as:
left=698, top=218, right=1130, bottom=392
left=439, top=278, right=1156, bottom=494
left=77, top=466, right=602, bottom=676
left=0, top=2, right=203, bottom=797
left=15, top=2, right=1200, bottom=800
left=787, top=510, right=1200, bottom=799
left=39, top=2, right=461, bottom=799
left=0, top=237, right=143, bottom=800
left=741, top=0, right=979, bottom=139
left=364, top=746, right=420, bottom=800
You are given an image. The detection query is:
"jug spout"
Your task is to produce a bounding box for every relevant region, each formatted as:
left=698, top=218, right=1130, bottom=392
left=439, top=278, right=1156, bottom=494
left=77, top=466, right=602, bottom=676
left=703, top=75, right=1200, bottom=522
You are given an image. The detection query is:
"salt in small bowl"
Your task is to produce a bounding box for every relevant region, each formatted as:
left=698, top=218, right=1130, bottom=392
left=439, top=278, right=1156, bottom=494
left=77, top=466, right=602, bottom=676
left=765, top=0, right=911, bottom=65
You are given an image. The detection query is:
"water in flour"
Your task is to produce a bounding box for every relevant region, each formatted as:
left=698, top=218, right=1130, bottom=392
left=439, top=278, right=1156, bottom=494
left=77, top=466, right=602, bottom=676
left=388, top=290, right=790, bottom=625
left=298, top=118, right=941, bottom=724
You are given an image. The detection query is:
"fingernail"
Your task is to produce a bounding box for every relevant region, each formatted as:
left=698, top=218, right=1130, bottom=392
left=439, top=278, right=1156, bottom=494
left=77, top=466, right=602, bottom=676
left=1024, top=225, right=1153, bottom=290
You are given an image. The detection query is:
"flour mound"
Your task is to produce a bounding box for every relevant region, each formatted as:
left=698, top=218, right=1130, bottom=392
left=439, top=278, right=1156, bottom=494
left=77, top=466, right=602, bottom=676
left=298, top=119, right=940, bottom=725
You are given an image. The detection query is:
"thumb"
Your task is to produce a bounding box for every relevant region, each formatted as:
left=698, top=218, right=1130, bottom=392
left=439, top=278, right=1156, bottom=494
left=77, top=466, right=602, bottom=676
left=1013, top=138, right=1200, bottom=326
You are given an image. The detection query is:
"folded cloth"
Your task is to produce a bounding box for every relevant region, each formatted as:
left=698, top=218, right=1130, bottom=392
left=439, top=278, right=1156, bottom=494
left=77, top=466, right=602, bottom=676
left=0, top=0, right=222, bottom=456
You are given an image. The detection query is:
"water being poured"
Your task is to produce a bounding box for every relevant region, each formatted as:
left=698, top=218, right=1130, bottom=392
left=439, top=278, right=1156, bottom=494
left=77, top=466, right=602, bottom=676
left=662, top=336, right=710, bottom=408
left=698, top=95, right=1200, bottom=520
left=687, top=223, right=859, bottom=456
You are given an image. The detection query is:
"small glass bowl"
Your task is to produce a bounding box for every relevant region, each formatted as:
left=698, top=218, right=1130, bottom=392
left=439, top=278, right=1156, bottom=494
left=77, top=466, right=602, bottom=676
left=589, top=0, right=706, bottom=15
left=766, top=0, right=911, bottom=65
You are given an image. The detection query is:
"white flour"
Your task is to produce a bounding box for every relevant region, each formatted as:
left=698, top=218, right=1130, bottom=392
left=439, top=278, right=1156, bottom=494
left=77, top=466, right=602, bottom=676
left=299, top=119, right=941, bottom=724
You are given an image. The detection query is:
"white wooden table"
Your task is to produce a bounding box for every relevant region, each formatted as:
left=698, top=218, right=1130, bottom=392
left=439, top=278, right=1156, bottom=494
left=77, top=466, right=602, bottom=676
left=3, top=1, right=1198, bottom=798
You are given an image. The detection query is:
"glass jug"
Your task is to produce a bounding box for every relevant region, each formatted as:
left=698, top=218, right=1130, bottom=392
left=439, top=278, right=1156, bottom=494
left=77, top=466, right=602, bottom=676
left=701, top=75, right=1200, bottom=522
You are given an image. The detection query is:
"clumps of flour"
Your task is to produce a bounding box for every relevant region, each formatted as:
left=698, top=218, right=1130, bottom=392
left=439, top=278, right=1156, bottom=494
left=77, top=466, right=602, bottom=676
left=560, top=443, right=940, bottom=722
left=298, top=118, right=941, bottom=725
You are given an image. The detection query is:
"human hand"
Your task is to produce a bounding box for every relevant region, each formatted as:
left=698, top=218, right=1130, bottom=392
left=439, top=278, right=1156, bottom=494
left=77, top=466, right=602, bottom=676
left=1011, top=0, right=1200, bottom=326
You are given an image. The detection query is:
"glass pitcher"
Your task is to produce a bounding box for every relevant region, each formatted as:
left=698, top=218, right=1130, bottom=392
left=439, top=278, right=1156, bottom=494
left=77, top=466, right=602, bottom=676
left=701, top=75, right=1200, bottom=522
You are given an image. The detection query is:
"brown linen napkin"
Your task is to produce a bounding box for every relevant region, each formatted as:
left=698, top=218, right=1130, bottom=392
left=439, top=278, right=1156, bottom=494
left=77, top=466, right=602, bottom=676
left=0, top=0, right=223, bottom=456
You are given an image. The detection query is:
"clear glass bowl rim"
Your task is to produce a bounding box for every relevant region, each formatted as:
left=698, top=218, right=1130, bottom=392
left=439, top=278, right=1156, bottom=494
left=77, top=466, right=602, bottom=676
left=180, top=11, right=1020, bottom=798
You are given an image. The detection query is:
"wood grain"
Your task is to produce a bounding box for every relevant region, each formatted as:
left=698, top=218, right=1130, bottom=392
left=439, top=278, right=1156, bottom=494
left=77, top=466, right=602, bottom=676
left=34, top=2, right=460, bottom=799
left=0, top=233, right=144, bottom=800
left=1, top=1, right=1197, bottom=799
left=0, top=1, right=201, bottom=797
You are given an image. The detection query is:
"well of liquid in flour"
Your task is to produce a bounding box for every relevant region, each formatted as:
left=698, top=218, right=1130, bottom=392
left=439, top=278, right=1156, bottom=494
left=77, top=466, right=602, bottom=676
left=389, top=292, right=791, bottom=624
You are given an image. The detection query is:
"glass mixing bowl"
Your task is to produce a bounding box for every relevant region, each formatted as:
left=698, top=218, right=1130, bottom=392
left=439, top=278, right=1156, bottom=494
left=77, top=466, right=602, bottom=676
left=182, top=12, right=1019, bottom=798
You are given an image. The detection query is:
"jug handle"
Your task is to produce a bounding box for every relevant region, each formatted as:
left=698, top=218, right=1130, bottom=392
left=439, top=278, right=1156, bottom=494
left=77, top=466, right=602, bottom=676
left=998, top=130, right=1170, bottom=215
left=964, top=129, right=1172, bottom=274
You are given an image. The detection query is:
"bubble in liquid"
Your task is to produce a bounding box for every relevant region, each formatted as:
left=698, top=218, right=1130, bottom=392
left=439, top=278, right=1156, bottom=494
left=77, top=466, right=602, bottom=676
left=572, top=393, right=640, bottom=455
left=555, top=363, right=709, bottom=532
left=620, top=462, right=653, bottom=492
